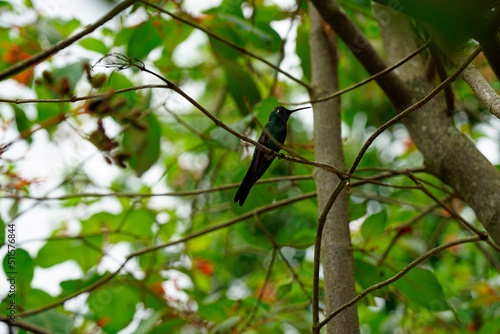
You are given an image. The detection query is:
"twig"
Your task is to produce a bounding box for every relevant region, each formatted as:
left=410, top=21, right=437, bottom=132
left=163, top=105, right=215, bottom=141
left=0, top=315, right=55, bottom=334
left=254, top=214, right=313, bottom=303
left=242, top=246, right=277, bottom=330
left=0, top=84, right=169, bottom=104
left=1, top=175, right=312, bottom=201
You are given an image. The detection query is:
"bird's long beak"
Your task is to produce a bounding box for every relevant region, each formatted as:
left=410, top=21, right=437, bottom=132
left=289, top=106, right=311, bottom=113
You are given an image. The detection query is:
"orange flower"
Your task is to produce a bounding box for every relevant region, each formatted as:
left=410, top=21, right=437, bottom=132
left=3, top=43, right=34, bottom=85
left=195, top=258, right=215, bottom=276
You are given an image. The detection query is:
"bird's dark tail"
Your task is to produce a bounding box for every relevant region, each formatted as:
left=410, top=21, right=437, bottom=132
left=234, top=170, right=256, bottom=206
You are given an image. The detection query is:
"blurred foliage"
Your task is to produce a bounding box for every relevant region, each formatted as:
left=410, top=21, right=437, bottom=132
left=0, top=0, right=499, bottom=333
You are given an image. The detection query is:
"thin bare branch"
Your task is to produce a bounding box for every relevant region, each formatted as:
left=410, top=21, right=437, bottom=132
left=1, top=175, right=312, bottom=201
left=242, top=247, right=277, bottom=330
left=0, top=85, right=169, bottom=104
left=254, top=214, right=313, bottom=303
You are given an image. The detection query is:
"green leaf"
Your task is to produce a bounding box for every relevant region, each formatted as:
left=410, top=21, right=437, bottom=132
left=150, top=319, right=186, bottom=333
left=12, top=105, right=32, bottom=142
left=349, top=197, right=366, bottom=221
left=52, top=61, right=86, bottom=91
left=0, top=1, right=13, bottom=11
left=60, top=272, right=105, bottom=296
left=212, top=316, right=240, bottom=333
left=361, top=210, right=387, bottom=244
left=394, top=267, right=449, bottom=311
left=224, top=61, right=261, bottom=115
left=122, top=113, right=161, bottom=176
left=354, top=258, right=389, bottom=290
left=88, top=282, right=139, bottom=333
left=37, top=236, right=102, bottom=272
left=79, top=37, right=109, bottom=54
left=198, top=299, right=233, bottom=322
left=296, top=19, right=311, bottom=81
left=127, top=19, right=163, bottom=59
left=52, top=18, right=80, bottom=38
left=479, top=317, right=500, bottom=334
left=25, top=288, right=55, bottom=310
left=35, top=85, right=59, bottom=124
left=114, top=27, right=133, bottom=46
left=133, top=312, right=161, bottom=334
left=8, top=200, right=18, bottom=219
left=160, top=19, right=193, bottom=54
left=217, top=13, right=278, bottom=51
left=25, top=309, right=73, bottom=334
left=0, top=215, right=4, bottom=243
left=3, top=248, right=34, bottom=305
left=37, top=20, right=63, bottom=45
left=109, top=209, right=155, bottom=243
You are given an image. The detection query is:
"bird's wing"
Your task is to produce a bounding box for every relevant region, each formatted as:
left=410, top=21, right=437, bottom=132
left=250, top=130, right=275, bottom=182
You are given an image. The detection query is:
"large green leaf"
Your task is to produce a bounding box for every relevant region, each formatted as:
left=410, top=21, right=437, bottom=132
left=52, top=61, right=86, bottom=90
left=88, top=281, right=139, bottom=333
left=25, top=310, right=73, bottom=334
left=35, top=85, right=60, bottom=124
left=296, top=19, right=311, bottom=82
left=122, top=113, right=161, bottom=176
left=133, top=312, right=162, bottom=334
left=80, top=37, right=109, bottom=55
left=354, top=258, right=390, bottom=291
left=394, top=267, right=449, bottom=311
left=3, top=248, right=34, bottom=305
left=361, top=210, right=387, bottom=244
left=60, top=272, right=106, bottom=296
left=160, top=18, right=193, bottom=53
left=37, top=236, right=103, bottom=272
left=127, top=19, right=163, bottom=59
left=12, top=105, right=32, bottom=142
left=223, top=61, right=261, bottom=115
left=0, top=215, right=4, bottom=244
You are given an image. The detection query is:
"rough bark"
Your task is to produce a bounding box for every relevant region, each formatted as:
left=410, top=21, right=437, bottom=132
left=309, top=4, right=360, bottom=333
left=310, top=0, right=500, bottom=245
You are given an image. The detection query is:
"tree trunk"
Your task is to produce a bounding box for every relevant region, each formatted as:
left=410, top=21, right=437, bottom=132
left=309, top=4, right=360, bottom=333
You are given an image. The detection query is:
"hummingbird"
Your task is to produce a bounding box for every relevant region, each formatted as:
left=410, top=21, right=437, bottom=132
left=234, top=106, right=311, bottom=206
